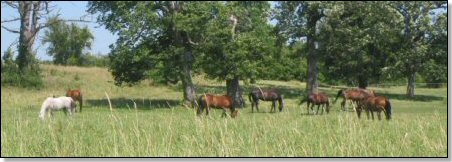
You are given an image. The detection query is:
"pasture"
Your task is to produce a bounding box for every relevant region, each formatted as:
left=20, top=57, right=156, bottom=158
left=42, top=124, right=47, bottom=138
left=1, top=64, right=447, bottom=157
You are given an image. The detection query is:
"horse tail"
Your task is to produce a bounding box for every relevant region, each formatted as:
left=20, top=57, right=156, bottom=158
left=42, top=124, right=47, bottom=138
left=39, top=98, right=49, bottom=120
left=386, top=98, right=392, bottom=120
left=334, top=89, right=343, bottom=103
left=197, top=95, right=205, bottom=116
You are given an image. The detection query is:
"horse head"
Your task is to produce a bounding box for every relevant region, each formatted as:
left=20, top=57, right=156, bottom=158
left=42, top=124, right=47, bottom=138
left=334, top=89, right=344, bottom=103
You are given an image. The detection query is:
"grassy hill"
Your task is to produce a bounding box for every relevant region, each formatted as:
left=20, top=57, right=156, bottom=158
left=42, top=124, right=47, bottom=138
left=1, top=64, right=447, bottom=157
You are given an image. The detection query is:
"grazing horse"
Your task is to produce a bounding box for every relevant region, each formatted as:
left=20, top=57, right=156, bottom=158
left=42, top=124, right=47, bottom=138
left=357, top=96, right=392, bottom=120
left=39, top=96, right=76, bottom=120
left=66, top=89, right=83, bottom=112
left=299, top=92, right=330, bottom=115
left=248, top=88, right=284, bottom=113
left=334, top=88, right=375, bottom=111
left=197, top=94, right=238, bottom=118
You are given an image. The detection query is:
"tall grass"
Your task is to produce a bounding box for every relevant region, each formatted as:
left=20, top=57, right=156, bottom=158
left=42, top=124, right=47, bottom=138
left=1, top=64, right=447, bottom=157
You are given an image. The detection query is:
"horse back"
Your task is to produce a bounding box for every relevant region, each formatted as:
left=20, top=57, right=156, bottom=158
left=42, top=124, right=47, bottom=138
left=67, top=89, right=82, bottom=99
left=201, top=94, right=232, bottom=109
left=252, top=89, right=280, bottom=101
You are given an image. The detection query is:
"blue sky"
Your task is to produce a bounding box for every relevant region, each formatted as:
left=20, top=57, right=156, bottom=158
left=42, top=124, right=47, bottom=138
left=1, top=1, right=118, bottom=61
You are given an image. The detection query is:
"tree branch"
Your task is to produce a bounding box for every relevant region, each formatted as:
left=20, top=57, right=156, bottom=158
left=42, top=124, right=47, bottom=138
left=3, top=1, right=18, bottom=8
left=1, top=25, right=20, bottom=33
left=1, top=18, right=20, bottom=23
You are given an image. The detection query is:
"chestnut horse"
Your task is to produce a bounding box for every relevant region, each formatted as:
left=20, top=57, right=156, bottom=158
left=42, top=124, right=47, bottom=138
left=299, top=92, right=330, bottom=115
left=66, top=89, right=83, bottom=112
left=197, top=94, right=238, bottom=118
left=357, top=96, right=392, bottom=120
left=248, top=88, right=284, bottom=113
left=334, top=88, right=375, bottom=111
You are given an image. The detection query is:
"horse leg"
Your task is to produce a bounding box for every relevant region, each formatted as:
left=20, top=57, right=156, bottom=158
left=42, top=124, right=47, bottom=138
left=271, top=101, right=276, bottom=113
left=320, top=104, right=323, bottom=115
left=79, top=96, right=83, bottom=113
left=306, top=102, right=310, bottom=115
left=341, top=100, right=346, bottom=111
left=256, top=100, right=260, bottom=112
left=377, top=111, right=382, bottom=120
left=370, top=110, right=375, bottom=120
left=356, top=107, right=362, bottom=119
left=251, top=101, right=254, bottom=113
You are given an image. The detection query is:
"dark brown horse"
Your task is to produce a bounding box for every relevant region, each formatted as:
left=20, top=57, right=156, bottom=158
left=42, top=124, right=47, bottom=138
left=197, top=94, right=238, bottom=118
left=66, top=89, right=83, bottom=112
left=299, top=92, right=330, bottom=115
left=334, top=88, right=375, bottom=111
left=357, top=96, right=392, bottom=120
left=248, top=88, right=284, bottom=113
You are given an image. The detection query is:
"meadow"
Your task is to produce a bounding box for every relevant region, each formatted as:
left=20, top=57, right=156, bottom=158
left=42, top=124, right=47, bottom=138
left=1, top=64, right=447, bottom=157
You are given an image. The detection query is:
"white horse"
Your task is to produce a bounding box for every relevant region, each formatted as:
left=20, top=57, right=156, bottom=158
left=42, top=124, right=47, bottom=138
left=39, top=96, right=77, bottom=120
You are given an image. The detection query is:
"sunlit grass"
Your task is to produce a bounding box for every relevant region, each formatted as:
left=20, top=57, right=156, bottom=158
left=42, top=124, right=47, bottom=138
left=1, top=64, right=447, bottom=157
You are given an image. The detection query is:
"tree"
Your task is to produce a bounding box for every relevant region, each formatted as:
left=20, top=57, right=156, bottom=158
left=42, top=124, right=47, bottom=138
left=421, top=12, right=447, bottom=88
left=2, top=1, right=92, bottom=88
left=320, top=2, right=402, bottom=88
left=197, top=1, right=275, bottom=108
left=88, top=1, right=214, bottom=106
left=274, top=1, right=332, bottom=94
left=390, top=1, right=446, bottom=97
left=42, top=17, right=94, bottom=66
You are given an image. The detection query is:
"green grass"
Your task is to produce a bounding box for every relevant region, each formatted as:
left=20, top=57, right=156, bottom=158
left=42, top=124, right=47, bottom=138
left=1, top=64, right=447, bottom=157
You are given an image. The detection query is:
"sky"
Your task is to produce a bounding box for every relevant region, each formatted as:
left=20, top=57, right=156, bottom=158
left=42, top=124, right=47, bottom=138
left=1, top=1, right=118, bottom=61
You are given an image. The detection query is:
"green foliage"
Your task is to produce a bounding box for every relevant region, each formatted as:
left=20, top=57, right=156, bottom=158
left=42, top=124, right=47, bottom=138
left=319, top=2, right=402, bottom=87
left=42, top=16, right=94, bottom=66
left=88, top=1, right=214, bottom=86
left=420, top=12, right=447, bottom=88
left=1, top=48, right=43, bottom=88
left=198, top=1, right=277, bottom=81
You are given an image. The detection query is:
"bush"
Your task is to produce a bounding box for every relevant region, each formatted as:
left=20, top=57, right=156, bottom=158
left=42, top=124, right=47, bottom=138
left=1, top=63, right=43, bottom=89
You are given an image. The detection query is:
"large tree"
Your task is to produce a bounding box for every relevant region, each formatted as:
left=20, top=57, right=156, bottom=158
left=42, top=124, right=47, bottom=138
left=274, top=1, right=331, bottom=94
left=389, top=1, right=446, bottom=97
left=42, top=17, right=94, bottom=66
left=88, top=1, right=213, bottom=106
left=197, top=1, right=276, bottom=108
left=421, top=12, right=447, bottom=88
left=320, top=2, right=402, bottom=88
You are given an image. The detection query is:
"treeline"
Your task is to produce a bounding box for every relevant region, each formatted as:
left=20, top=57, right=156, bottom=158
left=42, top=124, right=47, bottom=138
left=1, top=2, right=447, bottom=103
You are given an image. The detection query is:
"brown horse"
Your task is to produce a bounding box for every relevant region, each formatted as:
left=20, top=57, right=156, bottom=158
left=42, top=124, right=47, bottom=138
left=357, top=96, right=392, bottom=120
left=197, top=94, right=238, bottom=118
left=299, top=92, right=330, bottom=115
left=334, top=88, right=375, bottom=111
left=66, top=89, right=83, bottom=112
left=248, top=88, right=284, bottom=113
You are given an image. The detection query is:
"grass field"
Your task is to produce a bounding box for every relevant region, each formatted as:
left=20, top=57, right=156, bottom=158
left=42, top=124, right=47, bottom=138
left=1, top=64, right=447, bottom=157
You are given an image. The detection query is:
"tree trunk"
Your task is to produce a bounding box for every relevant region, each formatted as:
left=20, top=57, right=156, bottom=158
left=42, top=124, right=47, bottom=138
left=306, top=36, right=318, bottom=94
left=406, top=72, right=416, bottom=98
left=226, top=76, right=245, bottom=108
left=170, top=2, right=197, bottom=107
left=181, top=50, right=197, bottom=107
left=17, top=1, right=37, bottom=73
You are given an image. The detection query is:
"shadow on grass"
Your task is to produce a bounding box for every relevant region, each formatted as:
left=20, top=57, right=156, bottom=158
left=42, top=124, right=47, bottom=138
left=86, top=97, right=181, bottom=110
left=196, top=84, right=306, bottom=100
left=376, top=92, right=444, bottom=102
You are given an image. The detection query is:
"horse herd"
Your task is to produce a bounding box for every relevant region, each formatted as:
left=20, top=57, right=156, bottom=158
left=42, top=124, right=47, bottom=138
left=39, top=87, right=392, bottom=121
